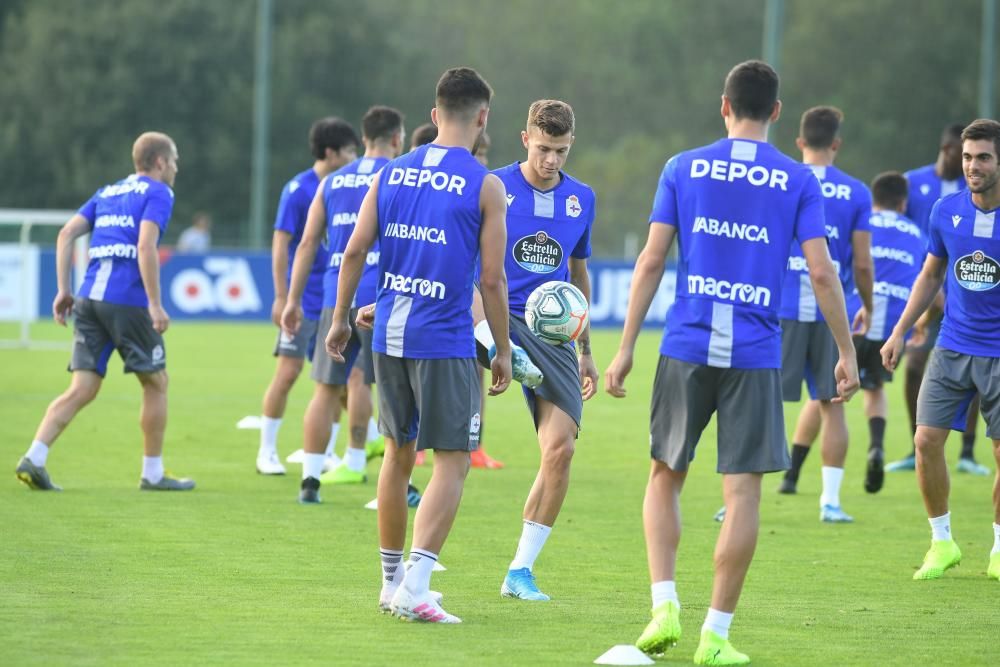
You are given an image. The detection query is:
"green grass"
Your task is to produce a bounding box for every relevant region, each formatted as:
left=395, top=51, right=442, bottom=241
left=1, top=322, right=997, bottom=666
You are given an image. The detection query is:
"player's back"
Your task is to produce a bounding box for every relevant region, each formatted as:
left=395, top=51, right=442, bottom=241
left=658, top=138, right=826, bottom=368
left=374, top=144, right=487, bottom=359
left=905, top=164, right=966, bottom=234
left=78, top=174, right=174, bottom=307
left=322, top=157, right=388, bottom=309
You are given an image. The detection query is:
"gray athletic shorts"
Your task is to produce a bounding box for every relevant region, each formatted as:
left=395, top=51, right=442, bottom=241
left=650, top=356, right=789, bottom=474
left=854, top=335, right=894, bottom=390
left=273, top=316, right=318, bottom=359
left=374, top=353, right=481, bottom=452
left=781, top=319, right=838, bottom=401
left=917, top=347, right=1000, bottom=439
left=311, top=307, right=375, bottom=386
left=69, top=298, right=165, bottom=377
left=506, top=315, right=583, bottom=431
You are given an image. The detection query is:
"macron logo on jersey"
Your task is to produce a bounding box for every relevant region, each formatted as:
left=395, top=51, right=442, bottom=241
left=690, top=159, right=789, bottom=191
left=687, top=274, right=771, bottom=307
left=89, top=243, right=138, bottom=259
left=382, top=271, right=446, bottom=299
left=384, top=222, right=448, bottom=245
left=693, top=216, right=770, bottom=244
left=873, top=280, right=912, bottom=300
left=952, top=215, right=962, bottom=228
left=386, top=167, right=466, bottom=195
left=329, top=251, right=379, bottom=268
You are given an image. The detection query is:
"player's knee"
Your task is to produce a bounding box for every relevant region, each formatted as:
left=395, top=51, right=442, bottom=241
left=914, top=429, right=944, bottom=457
left=139, top=370, right=168, bottom=395
left=542, top=437, right=575, bottom=471
left=66, top=381, right=99, bottom=408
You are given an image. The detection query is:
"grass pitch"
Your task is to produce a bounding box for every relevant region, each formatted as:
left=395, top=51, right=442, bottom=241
left=1, top=322, right=997, bottom=666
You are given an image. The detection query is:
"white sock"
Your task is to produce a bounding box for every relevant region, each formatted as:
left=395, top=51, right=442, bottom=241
left=702, top=608, right=734, bottom=640
left=474, top=320, right=496, bottom=351
left=303, top=453, right=326, bottom=480
left=325, top=422, right=341, bottom=458
left=367, top=417, right=380, bottom=442
left=345, top=446, right=366, bottom=472
left=929, top=512, right=952, bottom=541
left=142, top=456, right=164, bottom=484
left=651, top=581, right=679, bottom=609
left=25, top=440, right=49, bottom=467
left=993, top=523, right=1000, bottom=554
left=380, top=548, right=404, bottom=588
left=820, top=466, right=844, bottom=508
left=509, top=520, right=552, bottom=571
left=402, top=548, right=438, bottom=595
left=260, top=416, right=282, bottom=455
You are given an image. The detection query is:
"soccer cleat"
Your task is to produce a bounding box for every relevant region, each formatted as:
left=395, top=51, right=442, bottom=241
left=256, top=450, right=286, bottom=475
left=693, top=630, right=750, bottom=666
left=886, top=454, right=916, bottom=472
left=390, top=586, right=461, bottom=623
left=298, top=476, right=321, bottom=504
left=500, top=567, right=550, bottom=601
left=379, top=585, right=442, bottom=613
left=635, top=600, right=681, bottom=655
left=490, top=343, right=543, bottom=389
left=406, top=483, right=422, bottom=508
left=777, top=477, right=797, bottom=494
left=366, top=436, right=385, bottom=461
left=470, top=447, right=504, bottom=469
left=864, top=448, right=885, bottom=494
left=139, top=474, right=195, bottom=491
left=321, top=463, right=367, bottom=485
left=15, top=457, right=62, bottom=491
left=988, top=552, right=1000, bottom=581
left=820, top=504, right=853, bottom=523
left=713, top=506, right=726, bottom=523
left=956, top=458, right=990, bottom=475
left=913, top=539, right=961, bottom=580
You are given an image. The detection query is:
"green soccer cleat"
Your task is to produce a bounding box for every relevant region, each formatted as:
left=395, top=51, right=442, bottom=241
left=913, top=539, right=962, bottom=580
left=693, top=630, right=750, bottom=666
left=635, top=600, right=681, bottom=655
left=988, top=552, right=1000, bottom=581
left=366, top=436, right=385, bottom=461
left=321, top=463, right=367, bottom=485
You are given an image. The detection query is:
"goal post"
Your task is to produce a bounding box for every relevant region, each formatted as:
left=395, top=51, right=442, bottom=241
left=0, top=208, right=88, bottom=349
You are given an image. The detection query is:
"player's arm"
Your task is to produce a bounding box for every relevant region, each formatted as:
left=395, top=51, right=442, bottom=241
left=137, top=220, right=169, bottom=333
left=881, top=253, right=947, bottom=370
left=479, top=174, right=512, bottom=396
left=52, top=214, right=91, bottom=325
left=326, top=174, right=380, bottom=362
left=270, top=230, right=292, bottom=327
left=850, top=229, right=874, bottom=333
left=281, top=186, right=326, bottom=335
left=604, top=223, right=676, bottom=398
left=569, top=257, right=597, bottom=400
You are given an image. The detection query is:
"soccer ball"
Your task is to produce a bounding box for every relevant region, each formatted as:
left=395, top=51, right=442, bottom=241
left=524, top=281, right=589, bottom=345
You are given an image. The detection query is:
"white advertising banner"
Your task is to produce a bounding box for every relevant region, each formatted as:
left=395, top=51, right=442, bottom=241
left=0, top=243, right=40, bottom=322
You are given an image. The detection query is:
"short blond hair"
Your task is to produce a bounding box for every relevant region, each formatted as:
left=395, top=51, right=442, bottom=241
left=527, top=100, right=575, bottom=137
left=132, top=132, right=176, bottom=172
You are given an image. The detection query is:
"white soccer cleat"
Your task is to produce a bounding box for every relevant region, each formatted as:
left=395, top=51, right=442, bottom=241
left=256, top=451, right=286, bottom=475
left=390, top=586, right=460, bottom=623
left=379, top=585, right=442, bottom=613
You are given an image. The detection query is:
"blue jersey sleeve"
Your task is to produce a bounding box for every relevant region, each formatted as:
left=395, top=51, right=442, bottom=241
left=926, top=200, right=946, bottom=258
left=571, top=191, right=595, bottom=259
left=273, top=181, right=304, bottom=235
left=649, top=157, right=679, bottom=226
left=140, top=187, right=174, bottom=234
left=77, top=190, right=101, bottom=227
left=794, top=175, right=826, bottom=243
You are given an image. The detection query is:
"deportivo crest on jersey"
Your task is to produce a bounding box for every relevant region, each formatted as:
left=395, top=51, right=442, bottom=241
left=566, top=194, right=582, bottom=218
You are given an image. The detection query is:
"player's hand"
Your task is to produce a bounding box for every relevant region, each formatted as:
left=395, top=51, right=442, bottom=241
left=325, top=315, right=352, bottom=363
left=604, top=349, right=633, bottom=398
left=831, top=353, right=859, bottom=403
left=270, top=296, right=286, bottom=328
left=281, top=302, right=303, bottom=337
left=355, top=303, right=375, bottom=331
left=148, top=303, right=170, bottom=334
left=52, top=291, right=74, bottom=326
left=881, top=334, right=905, bottom=372
left=489, top=350, right=512, bottom=396
left=851, top=306, right=870, bottom=336
left=579, top=353, right=599, bottom=401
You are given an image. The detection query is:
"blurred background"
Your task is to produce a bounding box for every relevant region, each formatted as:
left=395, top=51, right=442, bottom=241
left=0, top=0, right=996, bottom=255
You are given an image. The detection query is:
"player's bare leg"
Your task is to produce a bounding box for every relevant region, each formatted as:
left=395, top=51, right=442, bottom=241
left=298, top=383, right=342, bottom=502
left=990, top=439, right=1000, bottom=581
left=258, top=355, right=305, bottom=473
left=913, top=425, right=962, bottom=579
left=711, top=473, right=762, bottom=613
left=377, top=437, right=417, bottom=610
left=325, top=368, right=370, bottom=483
left=818, top=400, right=852, bottom=521
left=134, top=370, right=190, bottom=490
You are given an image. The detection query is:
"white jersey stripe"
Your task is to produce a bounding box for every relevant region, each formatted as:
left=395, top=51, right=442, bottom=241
left=867, top=294, right=889, bottom=341
left=707, top=302, right=734, bottom=368
left=797, top=273, right=817, bottom=322
left=973, top=210, right=996, bottom=238
left=422, top=147, right=447, bottom=168
left=384, top=295, right=413, bottom=357
left=532, top=190, right=554, bottom=219
left=89, top=258, right=113, bottom=301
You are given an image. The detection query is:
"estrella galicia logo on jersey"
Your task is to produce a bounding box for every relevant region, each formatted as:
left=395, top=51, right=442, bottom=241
left=513, top=231, right=564, bottom=274
left=954, top=250, right=999, bottom=291
left=566, top=194, right=582, bottom=218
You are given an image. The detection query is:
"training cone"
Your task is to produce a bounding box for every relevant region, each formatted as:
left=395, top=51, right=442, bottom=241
left=236, top=415, right=262, bottom=430
left=364, top=498, right=378, bottom=510
left=594, top=645, right=655, bottom=666
left=433, top=562, right=447, bottom=572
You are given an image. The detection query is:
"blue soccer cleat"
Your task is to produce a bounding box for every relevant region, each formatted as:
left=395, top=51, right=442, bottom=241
left=820, top=504, right=854, bottom=523
left=501, top=567, right=550, bottom=601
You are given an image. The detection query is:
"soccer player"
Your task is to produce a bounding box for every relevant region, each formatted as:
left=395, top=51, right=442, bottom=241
left=282, top=107, right=404, bottom=503
left=15, top=132, right=193, bottom=491
left=886, top=123, right=990, bottom=475
left=474, top=130, right=491, bottom=166
left=327, top=67, right=512, bottom=623
left=881, top=118, right=1000, bottom=582
left=849, top=172, right=926, bottom=493
left=409, top=122, right=437, bottom=150
left=605, top=61, right=859, bottom=664
left=255, top=118, right=359, bottom=475
left=773, top=106, right=873, bottom=522
left=470, top=100, right=597, bottom=600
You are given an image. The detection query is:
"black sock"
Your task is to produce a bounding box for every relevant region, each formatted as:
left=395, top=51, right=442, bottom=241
left=786, top=444, right=811, bottom=482
left=961, top=433, right=976, bottom=460
left=868, top=417, right=886, bottom=452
